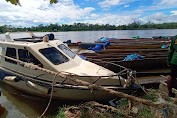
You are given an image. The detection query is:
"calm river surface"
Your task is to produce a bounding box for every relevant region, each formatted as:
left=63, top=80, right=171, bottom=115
left=0, top=29, right=175, bottom=118
left=1, top=29, right=177, bottom=43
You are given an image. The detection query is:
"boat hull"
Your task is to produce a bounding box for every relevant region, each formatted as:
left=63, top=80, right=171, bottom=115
left=0, top=66, right=140, bottom=101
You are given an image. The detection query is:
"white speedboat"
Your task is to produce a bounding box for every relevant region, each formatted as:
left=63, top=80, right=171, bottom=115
left=0, top=33, right=140, bottom=101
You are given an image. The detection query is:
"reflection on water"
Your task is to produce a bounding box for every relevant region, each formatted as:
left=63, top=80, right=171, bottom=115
left=0, top=81, right=79, bottom=118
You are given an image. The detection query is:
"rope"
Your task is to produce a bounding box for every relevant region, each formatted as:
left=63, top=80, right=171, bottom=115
left=39, top=72, right=61, bottom=118
left=0, top=54, right=163, bottom=108
left=132, top=75, right=148, bottom=94
left=0, top=54, right=119, bottom=78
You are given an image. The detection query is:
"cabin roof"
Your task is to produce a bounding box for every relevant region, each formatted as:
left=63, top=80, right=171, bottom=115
left=13, top=37, right=43, bottom=43
left=0, top=38, right=62, bottom=47
left=0, top=33, right=57, bottom=47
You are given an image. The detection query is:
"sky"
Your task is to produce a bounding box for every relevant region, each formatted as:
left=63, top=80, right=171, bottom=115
left=1, top=0, right=177, bottom=27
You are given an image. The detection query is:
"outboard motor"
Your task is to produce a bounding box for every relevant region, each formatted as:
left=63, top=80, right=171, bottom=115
left=45, top=33, right=55, bottom=40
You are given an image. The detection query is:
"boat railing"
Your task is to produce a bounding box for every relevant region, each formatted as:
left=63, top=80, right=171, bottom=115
left=57, top=59, right=134, bottom=86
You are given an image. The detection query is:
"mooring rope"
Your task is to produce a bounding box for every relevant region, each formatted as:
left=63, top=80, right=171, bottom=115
left=39, top=71, right=61, bottom=118
left=0, top=54, right=163, bottom=109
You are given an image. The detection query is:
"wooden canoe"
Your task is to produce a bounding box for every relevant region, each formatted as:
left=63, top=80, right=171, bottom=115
left=95, top=48, right=168, bottom=54
left=88, top=57, right=168, bottom=72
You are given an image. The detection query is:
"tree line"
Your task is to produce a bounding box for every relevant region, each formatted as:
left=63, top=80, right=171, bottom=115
left=1, top=22, right=177, bottom=33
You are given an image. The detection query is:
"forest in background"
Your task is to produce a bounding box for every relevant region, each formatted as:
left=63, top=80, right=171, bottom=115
left=1, top=22, right=177, bottom=33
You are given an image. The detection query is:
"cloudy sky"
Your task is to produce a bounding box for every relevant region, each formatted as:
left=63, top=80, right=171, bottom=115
left=1, top=0, right=177, bottom=27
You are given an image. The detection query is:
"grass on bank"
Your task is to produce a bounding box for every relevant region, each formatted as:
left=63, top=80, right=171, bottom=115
left=44, top=89, right=177, bottom=118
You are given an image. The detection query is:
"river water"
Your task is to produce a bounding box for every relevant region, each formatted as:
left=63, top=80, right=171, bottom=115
left=0, top=29, right=177, bottom=43
left=0, top=29, right=175, bottom=118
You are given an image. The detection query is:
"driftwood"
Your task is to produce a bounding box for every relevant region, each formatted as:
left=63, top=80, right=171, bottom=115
left=0, top=54, right=162, bottom=107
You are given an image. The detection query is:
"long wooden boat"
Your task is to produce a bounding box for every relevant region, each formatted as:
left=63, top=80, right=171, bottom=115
left=80, top=51, right=167, bottom=57
left=95, top=48, right=168, bottom=54
left=86, top=55, right=166, bottom=62
left=89, top=57, right=167, bottom=72
left=105, top=44, right=166, bottom=49
left=79, top=43, right=97, bottom=49
left=95, top=37, right=170, bottom=43
left=84, top=53, right=167, bottom=59
left=72, top=40, right=169, bottom=50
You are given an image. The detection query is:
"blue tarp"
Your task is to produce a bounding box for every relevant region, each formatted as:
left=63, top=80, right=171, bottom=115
left=88, top=41, right=110, bottom=51
left=161, top=44, right=169, bottom=48
left=88, top=44, right=103, bottom=51
left=123, top=54, right=144, bottom=61
left=103, top=41, right=110, bottom=47
left=99, top=37, right=119, bottom=42
left=100, top=37, right=107, bottom=42
left=79, top=55, right=88, bottom=60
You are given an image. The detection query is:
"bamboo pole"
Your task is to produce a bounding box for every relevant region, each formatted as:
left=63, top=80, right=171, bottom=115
left=0, top=54, right=162, bottom=107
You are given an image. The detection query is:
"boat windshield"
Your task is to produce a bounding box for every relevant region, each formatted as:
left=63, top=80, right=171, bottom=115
left=58, top=44, right=76, bottom=59
left=39, top=47, right=69, bottom=65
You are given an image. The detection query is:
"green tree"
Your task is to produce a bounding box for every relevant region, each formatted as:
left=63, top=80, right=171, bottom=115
left=6, top=0, right=58, bottom=5
left=0, top=27, right=3, bottom=33
left=6, top=0, right=20, bottom=5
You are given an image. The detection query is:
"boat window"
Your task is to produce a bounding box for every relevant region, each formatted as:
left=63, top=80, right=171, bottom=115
left=58, top=44, right=76, bottom=59
left=39, top=47, right=69, bottom=65
left=5, top=47, right=17, bottom=64
left=18, top=49, right=43, bottom=67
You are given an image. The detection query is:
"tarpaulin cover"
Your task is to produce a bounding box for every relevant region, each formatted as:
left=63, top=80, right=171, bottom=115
left=99, top=37, right=119, bottom=42
left=123, top=54, right=144, bottom=61
left=100, top=37, right=107, bottom=42
left=104, top=41, right=110, bottom=47
left=88, top=44, right=103, bottom=51
left=88, top=41, right=110, bottom=51
left=161, top=44, right=169, bottom=48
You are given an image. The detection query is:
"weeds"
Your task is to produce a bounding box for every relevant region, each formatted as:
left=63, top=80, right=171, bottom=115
left=143, top=91, right=158, bottom=102
left=138, top=106, right=152, bottom=118
left=45, top=90, right=177, bottom=118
